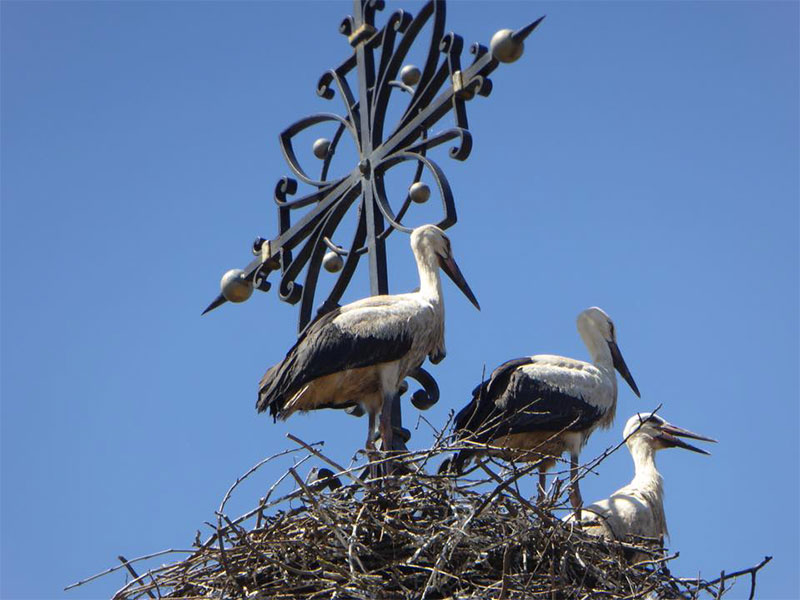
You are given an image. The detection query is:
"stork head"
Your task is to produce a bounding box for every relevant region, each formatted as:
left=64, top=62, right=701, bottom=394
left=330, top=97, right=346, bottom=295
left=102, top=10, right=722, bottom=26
left=411, top=225, right=480, bottom=310
left=623, top=412, right=717, bottom=454
left=577, top=307, right=640, bottom=397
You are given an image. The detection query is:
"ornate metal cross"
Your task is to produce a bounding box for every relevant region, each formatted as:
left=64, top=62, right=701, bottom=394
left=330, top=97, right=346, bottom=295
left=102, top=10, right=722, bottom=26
left=203, top=0, right=542, bottom=446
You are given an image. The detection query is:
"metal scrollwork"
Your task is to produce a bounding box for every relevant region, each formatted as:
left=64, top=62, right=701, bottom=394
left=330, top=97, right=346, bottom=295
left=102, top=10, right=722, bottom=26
left=204, top=1, right=544, bottom=332
left=204, top=0, right=543, bottom=441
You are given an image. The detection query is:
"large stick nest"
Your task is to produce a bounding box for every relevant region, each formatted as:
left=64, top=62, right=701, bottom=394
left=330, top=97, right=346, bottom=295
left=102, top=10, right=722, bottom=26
left=74, top=425, right=770, bottom=599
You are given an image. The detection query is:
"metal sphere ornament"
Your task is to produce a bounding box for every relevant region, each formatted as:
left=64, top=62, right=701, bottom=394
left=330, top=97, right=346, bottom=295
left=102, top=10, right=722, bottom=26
left=220, top=269, right=253, bottom=303
left=408, top=181, right=431, bottom=204
left=322, top=250, right=344, bottom=273
left=490, top=29, right=524, bottom=64
left=312, top=138, right=331, bottom=159
left=399, top=64, right=421, bottom=86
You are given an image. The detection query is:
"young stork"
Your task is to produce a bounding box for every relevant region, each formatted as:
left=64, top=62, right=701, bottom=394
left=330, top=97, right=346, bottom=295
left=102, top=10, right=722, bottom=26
left=257, top=224, right=480, bottom=464
left=569, top=412, right=716, bottom=561
left=448, top=307, right=640, bottom=509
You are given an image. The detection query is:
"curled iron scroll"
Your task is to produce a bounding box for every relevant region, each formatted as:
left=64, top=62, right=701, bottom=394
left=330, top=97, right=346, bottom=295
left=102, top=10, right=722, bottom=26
left=258, top=0, right=543, bottom=336
left=408, top=366, right=440, bottom=410
left=343, top=364, right=439, bottom=419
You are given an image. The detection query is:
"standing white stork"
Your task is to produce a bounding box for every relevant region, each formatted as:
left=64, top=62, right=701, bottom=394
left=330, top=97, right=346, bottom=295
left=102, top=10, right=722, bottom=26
left=447, top=307, right=640, bottom=509
left=569, top=412, right=716, bottom=561
left=257, top=224, right=480, bottom=466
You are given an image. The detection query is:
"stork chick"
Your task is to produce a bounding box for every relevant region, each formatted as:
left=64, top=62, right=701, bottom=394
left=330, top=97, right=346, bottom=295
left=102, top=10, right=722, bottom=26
left=448, top=307, right=640, bottom=509
left=257, top=224, right=480, bottom=471
left=570, top=412, right=716, bottom=561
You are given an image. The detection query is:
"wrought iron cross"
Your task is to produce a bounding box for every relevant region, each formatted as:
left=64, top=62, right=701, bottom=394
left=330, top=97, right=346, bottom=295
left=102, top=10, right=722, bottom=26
left=203, top=0, right=542, bottom=446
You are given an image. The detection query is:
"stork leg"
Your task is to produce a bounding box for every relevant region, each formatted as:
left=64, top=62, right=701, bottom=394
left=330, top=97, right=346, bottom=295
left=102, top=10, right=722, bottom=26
left=379, top=392, right=394, bottom=477
left=569, top=452, right=583, bottom=520
left=365, top=409, right=378, bottom=481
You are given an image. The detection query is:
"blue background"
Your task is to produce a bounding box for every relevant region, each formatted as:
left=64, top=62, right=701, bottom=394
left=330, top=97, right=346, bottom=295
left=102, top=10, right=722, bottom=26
left=2, top=1, right=797, bottom=598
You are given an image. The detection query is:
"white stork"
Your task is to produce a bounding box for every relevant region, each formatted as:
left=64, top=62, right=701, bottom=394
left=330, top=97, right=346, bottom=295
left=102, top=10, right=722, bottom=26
left=569, top=412, right=715, bottom=561
left=257, top=224, right=480, bottom=465
left=448, top=307, right=640, bottom=509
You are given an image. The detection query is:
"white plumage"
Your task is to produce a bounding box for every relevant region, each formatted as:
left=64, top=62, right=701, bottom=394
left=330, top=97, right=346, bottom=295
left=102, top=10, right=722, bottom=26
left=450, top=307, right=640, bottom=509
left=570, top=412, right=715, bottom=561
left=258, top=224, right=479, bottom=462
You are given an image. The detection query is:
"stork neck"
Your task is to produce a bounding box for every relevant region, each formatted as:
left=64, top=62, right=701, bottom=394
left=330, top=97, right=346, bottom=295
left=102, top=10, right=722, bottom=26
left=591, top=340, right=614, bottom=371
left=416, top=251, right=443, bottom=307
left=627, top=437, right=662, bottom=492
left=627, top=436, right=668, bottom=538
left=578, top=326, right=614, bottom=371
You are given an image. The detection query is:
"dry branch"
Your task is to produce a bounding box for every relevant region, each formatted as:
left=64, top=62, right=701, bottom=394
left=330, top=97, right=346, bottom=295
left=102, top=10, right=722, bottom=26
left=69, top=429, right=770, bottom=600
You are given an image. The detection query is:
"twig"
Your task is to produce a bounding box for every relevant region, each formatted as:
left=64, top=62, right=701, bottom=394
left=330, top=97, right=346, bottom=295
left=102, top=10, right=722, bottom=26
left=116, top=556, right=156, bottom=600
left=65, top=549, right=195, bottom=591
left=287, top=467, right=367, bottom=576
left=215, top=510, right=245, bottom=597
left=679, top=556, right=772, bottom=599
left=287, top=433, right=368, bottom=487
left=218, top=445, right=312, bottom=516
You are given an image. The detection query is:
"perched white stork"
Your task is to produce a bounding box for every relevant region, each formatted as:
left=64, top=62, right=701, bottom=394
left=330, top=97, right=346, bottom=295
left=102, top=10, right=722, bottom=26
left=569, top=412, right=716, bottom=561
left=257, top=224, right=480, bottom=465
left=448, top=307, right=640, bottom=509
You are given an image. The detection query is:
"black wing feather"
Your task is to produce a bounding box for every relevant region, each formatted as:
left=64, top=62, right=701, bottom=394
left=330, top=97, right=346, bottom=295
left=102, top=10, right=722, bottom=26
left=451, top=358, right=534, bottom=472
left=455, top=359, right=601, bottom=443
left=498, top=372, right=602, bottom=435
left=456, top=357, right=535, bottom=434
left=257, top=307, right=414, bottom=419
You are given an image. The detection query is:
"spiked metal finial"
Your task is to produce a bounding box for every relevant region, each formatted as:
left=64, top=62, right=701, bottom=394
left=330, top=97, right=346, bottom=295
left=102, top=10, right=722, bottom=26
left=490, top=30, right=522, bottom=63
left=201, top=294, right=227, bottom=316
left=490, top=16, right=546, bottom=64
left=220, top=269, right=254, bottom=303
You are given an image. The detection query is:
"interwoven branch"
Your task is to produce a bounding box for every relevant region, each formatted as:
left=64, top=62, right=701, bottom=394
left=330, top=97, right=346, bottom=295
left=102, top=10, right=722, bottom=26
left=68, top=427, right=770, bottom=600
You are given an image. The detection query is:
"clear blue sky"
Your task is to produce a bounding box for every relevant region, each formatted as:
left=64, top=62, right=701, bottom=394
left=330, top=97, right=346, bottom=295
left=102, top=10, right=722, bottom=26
left=2, top=1, right=797, bottom=598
